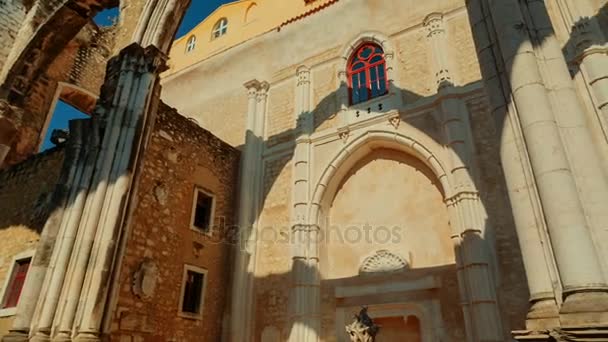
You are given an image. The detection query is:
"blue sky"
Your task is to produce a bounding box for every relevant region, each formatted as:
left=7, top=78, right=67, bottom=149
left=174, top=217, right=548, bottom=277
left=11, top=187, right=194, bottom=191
left=92, top=1, right=229, bottom=36
left=43, top=1, right=229, bottom=151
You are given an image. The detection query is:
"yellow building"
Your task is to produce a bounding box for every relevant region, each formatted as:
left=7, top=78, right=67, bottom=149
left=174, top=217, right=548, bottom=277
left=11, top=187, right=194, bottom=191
left=165, top=0, right=338, bottom=76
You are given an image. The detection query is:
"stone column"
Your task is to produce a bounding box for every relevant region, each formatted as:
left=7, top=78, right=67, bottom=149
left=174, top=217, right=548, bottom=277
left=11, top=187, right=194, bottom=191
left=288, top=66, right=320, bottom=342
left=229, top=80, right=266, bottom=342
left=486, top=0, right=608, bottom=321
left=424, top=13, right=504, bottom=341
left=28, top=123, right=101, bottom=342
left=524, top=0, right=608, bottom=303
left=2, top=120, right=94, bottom=342
left=466, top=0, right=561, bottom=332
left=71, top=45, right=167, bottom=342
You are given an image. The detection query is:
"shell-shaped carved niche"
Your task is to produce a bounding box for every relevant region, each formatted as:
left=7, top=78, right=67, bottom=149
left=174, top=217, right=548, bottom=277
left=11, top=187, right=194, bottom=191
left=359, top=250, right=409, bottom=275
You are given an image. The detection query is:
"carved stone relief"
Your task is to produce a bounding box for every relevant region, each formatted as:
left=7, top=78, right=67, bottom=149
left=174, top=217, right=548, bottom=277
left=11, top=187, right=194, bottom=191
left=359, top=250, right=409, bottom=275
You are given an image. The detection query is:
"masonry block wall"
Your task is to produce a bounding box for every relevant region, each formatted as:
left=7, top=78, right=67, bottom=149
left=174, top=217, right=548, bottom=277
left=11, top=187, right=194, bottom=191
left=0, top=0, right=26, bottom=74
left=109, top=102, right=239, bottom=342
left=160, top=0, right=533, bottom=339
left=0, top=146, right=65, bottom=336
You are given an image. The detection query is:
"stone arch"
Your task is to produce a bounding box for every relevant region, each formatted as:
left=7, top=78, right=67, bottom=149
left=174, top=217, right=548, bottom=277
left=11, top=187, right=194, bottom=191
left=0, top=0, right=119, bottom=102
left=310, top=130, right=451, bottom=224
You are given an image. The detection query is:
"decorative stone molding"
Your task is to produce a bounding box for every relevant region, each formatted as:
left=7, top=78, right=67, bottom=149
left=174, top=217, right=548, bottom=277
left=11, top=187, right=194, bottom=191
left=359, top=250, right=409, bottom=274
left=132, top=259, right=158, bottom=300
left=423, top=13, right=445, bottom=37
left=337, top=127, right=350, bottom=144
left=388, top=113, right=400, bottom=129
left=296, top=65, right=311, bottom=87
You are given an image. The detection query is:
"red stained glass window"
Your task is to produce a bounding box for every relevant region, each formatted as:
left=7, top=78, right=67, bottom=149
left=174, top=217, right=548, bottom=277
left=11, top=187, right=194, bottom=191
left=348, top=43, right=388, bottom=105
left=2, top=258, right=31, bottom=309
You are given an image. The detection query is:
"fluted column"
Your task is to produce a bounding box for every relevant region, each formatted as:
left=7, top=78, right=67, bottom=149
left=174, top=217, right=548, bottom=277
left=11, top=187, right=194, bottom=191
left=486, top=0, right=608, bottom=321
left=288, top=66, right=319, bottom=342
left=2, top=120, right=94, bottom=342
left=71, top=45, right=166, bottom=342
left=524, top=0, right=608, bottom=305
left=424, top=12, right=505, bottom=341
left=229, top=80, right=267, bottom=342
left=466, top=0, right=561, bottom=332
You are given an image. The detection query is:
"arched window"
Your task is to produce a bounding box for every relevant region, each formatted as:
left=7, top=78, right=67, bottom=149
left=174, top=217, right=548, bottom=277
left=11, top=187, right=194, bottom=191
left=212, top=18, right=228, bottom=39
left=186, top=35, right=196, bottom=53
left=245, top=3, right=258, bottom=23
left=348, top=43, right=388, bottom=105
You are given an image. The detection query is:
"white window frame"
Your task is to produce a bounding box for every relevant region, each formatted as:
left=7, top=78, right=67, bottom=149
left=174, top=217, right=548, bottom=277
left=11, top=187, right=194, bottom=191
left=177, top=264, right=208, bottom=320
left=0, top=249, right=35, bottom=318
left=186, top=35, right=196, bottom=53
left=189, top=187, right=216, bottom=236
left=212, top=18, right=228, bottom=39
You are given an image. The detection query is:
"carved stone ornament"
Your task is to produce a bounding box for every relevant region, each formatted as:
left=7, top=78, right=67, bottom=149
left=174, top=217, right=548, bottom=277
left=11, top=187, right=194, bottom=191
left=388, top=114, right=400, bottom=129
left=345, top=307, right=380, bottom=342
left=132, top=258, right=159, bottom=300
left=359, top=250, right=409, bottom=274
left=338, top=127, right=350, bottom=144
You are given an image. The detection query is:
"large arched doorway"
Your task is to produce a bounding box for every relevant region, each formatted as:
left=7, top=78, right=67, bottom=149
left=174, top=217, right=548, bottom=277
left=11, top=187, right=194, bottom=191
left=315, top=141, right=464, bottom=341
left=320, top=148, right=454, bottom=279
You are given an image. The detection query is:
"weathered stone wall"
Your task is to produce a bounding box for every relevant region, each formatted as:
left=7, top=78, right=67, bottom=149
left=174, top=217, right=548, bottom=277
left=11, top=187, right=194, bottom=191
left=0, top=146, right=65, bottom=337
left=0, top=0, right=27, bottom=75
left=161, top=0, right=532, bottom=339
left=109, top=102, right=239, bottom=342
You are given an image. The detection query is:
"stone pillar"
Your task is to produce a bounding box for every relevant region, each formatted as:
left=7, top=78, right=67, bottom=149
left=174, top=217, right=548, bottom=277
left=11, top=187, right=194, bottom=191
left=523, top=0, right=608, bottom=319
left=71, top=45, right=166, bottom=342
left=288, top=66, right=320, bottom=342
left=2, top=120, right=93, bottom=342
left=28, top=124, right=101, bottom=342
left=466, top=0, right=561, bottom=332
left=22, top=44, right=166, bottom=342
left=424, top=13, right=504, bottom=341
left=486, top=0, right=608, bottom=323
left=229, top=80, right=266, bottom=342
left=132, top=0, right=192, bottom=54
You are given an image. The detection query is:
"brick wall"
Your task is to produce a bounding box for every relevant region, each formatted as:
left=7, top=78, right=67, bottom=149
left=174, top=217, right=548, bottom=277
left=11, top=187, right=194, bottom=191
left=110, top=102, right=240, bottom=342
left=0, top=0, right=26, bottom=74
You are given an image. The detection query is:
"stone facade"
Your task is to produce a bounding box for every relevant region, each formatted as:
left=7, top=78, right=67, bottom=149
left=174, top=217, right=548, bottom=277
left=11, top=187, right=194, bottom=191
left=0, top=0, right=607, bottom=341
left=0, top=147, right=65, bottom=336
left=109, top=102, right=239, bottom=342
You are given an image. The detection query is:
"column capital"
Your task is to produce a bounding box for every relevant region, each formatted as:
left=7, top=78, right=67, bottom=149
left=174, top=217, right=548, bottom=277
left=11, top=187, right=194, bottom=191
left=244, top=79, right=261, bottom=98
left=423, top=12, right=445, bottom=37
left=296, top=65, right=311, bottom=86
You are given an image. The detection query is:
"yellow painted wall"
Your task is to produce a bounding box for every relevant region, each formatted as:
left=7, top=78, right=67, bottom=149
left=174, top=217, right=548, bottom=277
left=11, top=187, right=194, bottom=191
left=164, top=0, right=336, bottom=77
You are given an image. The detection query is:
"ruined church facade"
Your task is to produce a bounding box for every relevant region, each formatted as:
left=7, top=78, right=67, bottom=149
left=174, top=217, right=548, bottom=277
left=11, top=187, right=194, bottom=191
left=0, top=0, right=607, bottom=341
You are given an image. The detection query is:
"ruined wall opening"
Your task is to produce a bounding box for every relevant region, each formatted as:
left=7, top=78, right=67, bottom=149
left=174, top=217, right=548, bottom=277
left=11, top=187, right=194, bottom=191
left=93, top=6, right=120, bottom=28
left=39, top=84, right=95, bottom=151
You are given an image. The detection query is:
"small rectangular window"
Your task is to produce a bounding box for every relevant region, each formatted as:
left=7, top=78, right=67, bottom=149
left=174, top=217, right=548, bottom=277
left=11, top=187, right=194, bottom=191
left=2, top=258, right=31, bottom=309
left=182, top=270, right=204, bottom=314
left=191, top=188, right=215, bottom=233
left=178, top=265, right=207, bottom=319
